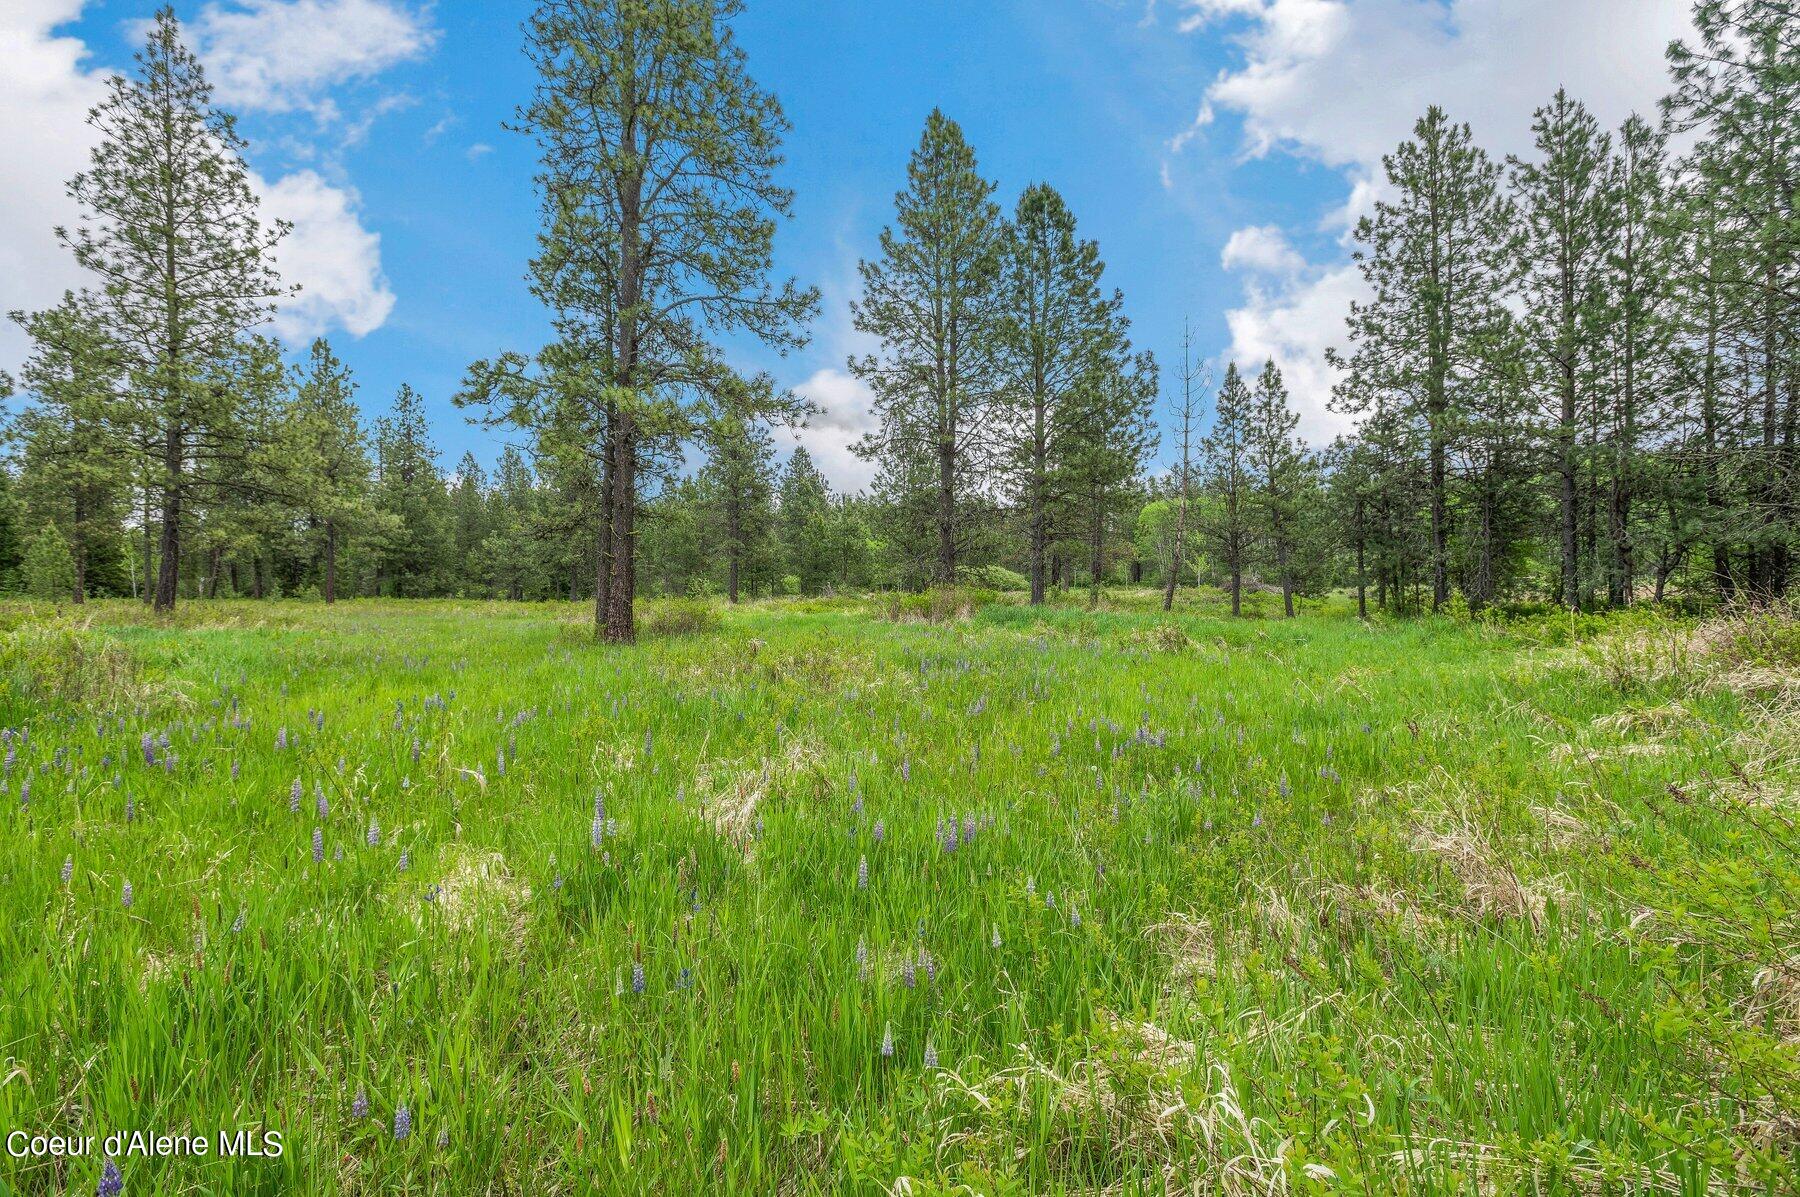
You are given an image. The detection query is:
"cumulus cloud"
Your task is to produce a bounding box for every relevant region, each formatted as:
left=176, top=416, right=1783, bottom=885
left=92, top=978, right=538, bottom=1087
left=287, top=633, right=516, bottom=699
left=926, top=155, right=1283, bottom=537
left=0, top=0, right=108, bottom=368
left=0, top=1, right=401, bottom=376
left=1171, top=0, right=1697, bottom=439
left=774, top=368, right=880, bottom=494
left=258, top=170, right=396, bottom=342
left=1220, top=224, right=1305, bottom=276
left=191, top=0, right=437, bottom=117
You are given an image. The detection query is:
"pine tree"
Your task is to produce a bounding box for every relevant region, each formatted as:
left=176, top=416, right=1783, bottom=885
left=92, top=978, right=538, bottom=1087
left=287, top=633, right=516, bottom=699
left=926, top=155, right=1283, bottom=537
left=1069, top=352, right=1157, bottom=592
left=996, top=184, right=1126, bottom=604
left=516, top=0, right=817, bottom=640
left=1248, top=360, right=1304, bottom=617
left=1335, top=106, right=1514, bottom=611
left=1512, top=89, right=1617, bottom=611
left=9, top=294, right=128, bottom=602
left=1162, top=323, right=1204, bottom=612
left=1199, top=364, right=1256, bottom=615
left=23, top=524, right=77, bottom=601
left=449, top=453, right=491, bottom=596
left=700, top=377, right=779, bottom=603
left=290, top=340, right=370, bottom=603
left=853, top=111, right=1007, bottom=587
left=60, top=7, right=288, bottom=611
left=373, top=385, right=451, bottom=596
left=1665, top=0, right=1799, bottom=602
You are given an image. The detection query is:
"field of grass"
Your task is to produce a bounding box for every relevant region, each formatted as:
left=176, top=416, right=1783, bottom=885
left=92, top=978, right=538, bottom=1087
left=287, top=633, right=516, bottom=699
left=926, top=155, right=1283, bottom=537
left=0, top=592, right=1795, bottom=1195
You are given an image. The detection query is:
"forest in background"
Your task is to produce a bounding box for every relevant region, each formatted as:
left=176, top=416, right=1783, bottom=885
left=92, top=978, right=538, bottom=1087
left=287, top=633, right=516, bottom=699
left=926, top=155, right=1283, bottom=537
left=0, top=0, right=1794, bottom=639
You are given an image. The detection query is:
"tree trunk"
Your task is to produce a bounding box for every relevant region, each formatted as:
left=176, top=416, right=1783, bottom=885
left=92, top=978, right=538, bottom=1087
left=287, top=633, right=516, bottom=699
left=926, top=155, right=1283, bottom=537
left=604, top=415, right=637, bottom=643
left=324, top=520, right=338, bottom=604
left=727, top=491, right=742, bottom=604
left=153, top=425, right=182, bottom=613
left=936, top=436, right=956, bottom=586
left=1558, top=366, right=1579, bottom=612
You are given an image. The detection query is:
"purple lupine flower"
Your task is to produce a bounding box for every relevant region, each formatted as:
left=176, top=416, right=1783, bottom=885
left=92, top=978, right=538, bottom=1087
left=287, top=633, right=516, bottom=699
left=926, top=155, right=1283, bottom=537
left=140, top=734, right=154, bottom=765
left=857, top=856, right=869, bottom=889
left=591, top=816, right=604, bottom=850
left=62, top=856, right=73, bottom=885
left=97, top=1156, right=124, bottom=1197
left=231, top=909, right=246, bottom=934
left=902, top=960, right=916, bottom=988
left=880, top=1022, right=894, bottom=1058
left=872, top=820, right=885, bottom=844
left=334, top=845, right=344, bottom=862
left=411, top=738, right=421, bottom=765
left=436, top=1128, right=449, bottom=1150
left=316, top=785, right=329, bottom=820
left=367, top=819, right=380, bottom=847
left=496, top=748, right=506, bottom=777
left=901, top=758, right=910, bottom=783
left=312, top=827, right=324, bottom=864
left=394, top=1105, right=412, bottom=1140
left=1071, top=909, right=1082, bottom=929
left=289, top=778, right=301, bottom=813
left=121, top=880, right=133, bottom=909
left=230, top=758, right=240, bottom=781
left=352, top=1088, right=369, bottom=1119
left=19, top=777, right=29, bottom=806
left=631, top=962, right=645, bottom=994
left=276, top=727, right=287, bottom=751
left=923, top=1039, right=939, bottom=1069
left=398, top=850, right=409, bottom=872
left=856, top=937, right=869, bottom=982
left=1252, top=814, right=1263, bottom=828
left=990, top=925, right=1001, bottom=949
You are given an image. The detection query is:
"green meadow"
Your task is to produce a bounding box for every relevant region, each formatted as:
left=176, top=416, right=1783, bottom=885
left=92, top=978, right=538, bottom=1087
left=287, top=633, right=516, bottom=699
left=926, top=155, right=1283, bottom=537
left=0, top=595, right=1794, bottom=1194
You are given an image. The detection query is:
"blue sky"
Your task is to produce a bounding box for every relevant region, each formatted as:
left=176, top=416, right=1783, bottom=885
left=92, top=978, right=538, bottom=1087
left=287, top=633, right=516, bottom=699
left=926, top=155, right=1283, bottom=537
left=2, top=0, right=1697, bottom=489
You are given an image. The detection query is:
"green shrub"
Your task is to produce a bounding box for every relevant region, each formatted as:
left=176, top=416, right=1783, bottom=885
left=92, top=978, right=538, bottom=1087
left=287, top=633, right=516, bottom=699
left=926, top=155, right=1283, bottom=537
left=638, top=597, right=722, bottom=638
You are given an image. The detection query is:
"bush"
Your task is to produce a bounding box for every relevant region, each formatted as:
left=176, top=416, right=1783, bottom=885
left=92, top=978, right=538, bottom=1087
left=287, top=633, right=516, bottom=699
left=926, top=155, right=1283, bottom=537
left=879, top=586, right=999, bottom=623
left=956, top=564, right=1028, bottom=591
left=638, top=597, right=722, bottom=638
left=23, top=524, right=75, bottom=601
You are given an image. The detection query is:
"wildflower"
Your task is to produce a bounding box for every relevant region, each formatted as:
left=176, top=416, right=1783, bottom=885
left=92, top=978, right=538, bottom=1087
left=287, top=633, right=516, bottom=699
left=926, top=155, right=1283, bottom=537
left=436, top=1128, right=449, bottom=1150
left=411, top=738, right=421, bottom=765
left=19, top=777, right=29, bottom=806
left=367, top=819, right=380, bottom=847
left=990, top=925, right=1001, bottom=949
left=289, top=778, right=301, bottom=813
left=901, top=758, right=910, bottom=783
left=98, top=1157, right=124, bottom=1197
left=125, top=796, right=135, bottom=823
left=857, top=855, right=869, bottom=889
left=334, top=845, right=345, bottom=862
left=923, top=1039, right=939, bottom=1069
left=903, top=960, right=916, bottom=988
left=1252, top=814, right=1263, bottom=828
left=591, top=815, right=604, bottom=850
left=1071, top=909, right=1082, bottom=929
left=880, top=1022, right=894, bottom=1058
left=230, top=759, right=240, bottom=781
left=872, top=819, right=885, bottom=844
left=312, top=827, right=324, bottom=864
left=677, top=967, right=693, bottom=990
left=276, top=727, right=287, bottom=751
left=121, top=880, right=133, bottom=909
left=631, top=962, right=646, bottom=994
left=231, top=909, right=246, bottom=934
left=62, top=855, right=73, bottom=885
left=140, top=733, right=155, bottom=765
left=316, top=785, right=329, bottom=820
left=394, top=1105, right=412, bottom=1140
left=398, top=850, right=410, bottom=872
left=352, top=1089, right=369, bottom=1119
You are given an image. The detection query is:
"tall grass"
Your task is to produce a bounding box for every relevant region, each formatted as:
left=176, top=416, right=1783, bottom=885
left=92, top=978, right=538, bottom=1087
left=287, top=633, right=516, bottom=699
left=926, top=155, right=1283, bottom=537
left=0, top=596, right=1792, bottom=1194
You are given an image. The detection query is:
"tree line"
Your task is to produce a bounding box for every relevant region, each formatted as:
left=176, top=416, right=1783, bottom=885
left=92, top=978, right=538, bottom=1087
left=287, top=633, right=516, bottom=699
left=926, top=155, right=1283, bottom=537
left=2, top=1, right=1793, bottom=635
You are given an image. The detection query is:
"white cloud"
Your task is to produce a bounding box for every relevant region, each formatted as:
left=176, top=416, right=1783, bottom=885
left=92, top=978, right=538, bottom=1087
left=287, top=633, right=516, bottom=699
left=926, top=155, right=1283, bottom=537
left=258, top=170, right=396, bottom=342
left=1171, top=0, right=1697, bottom=441
left=192, top=0, right=437, bottom=116
left=0, top=1, right=108, bottom=368
left=774, top=368, right=880, bottom=494
left=0, top=3, right=399, bottom=377
left=465, top=142, right=494, bottom=161
left=1220, top=224, right=1304, bottom=276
